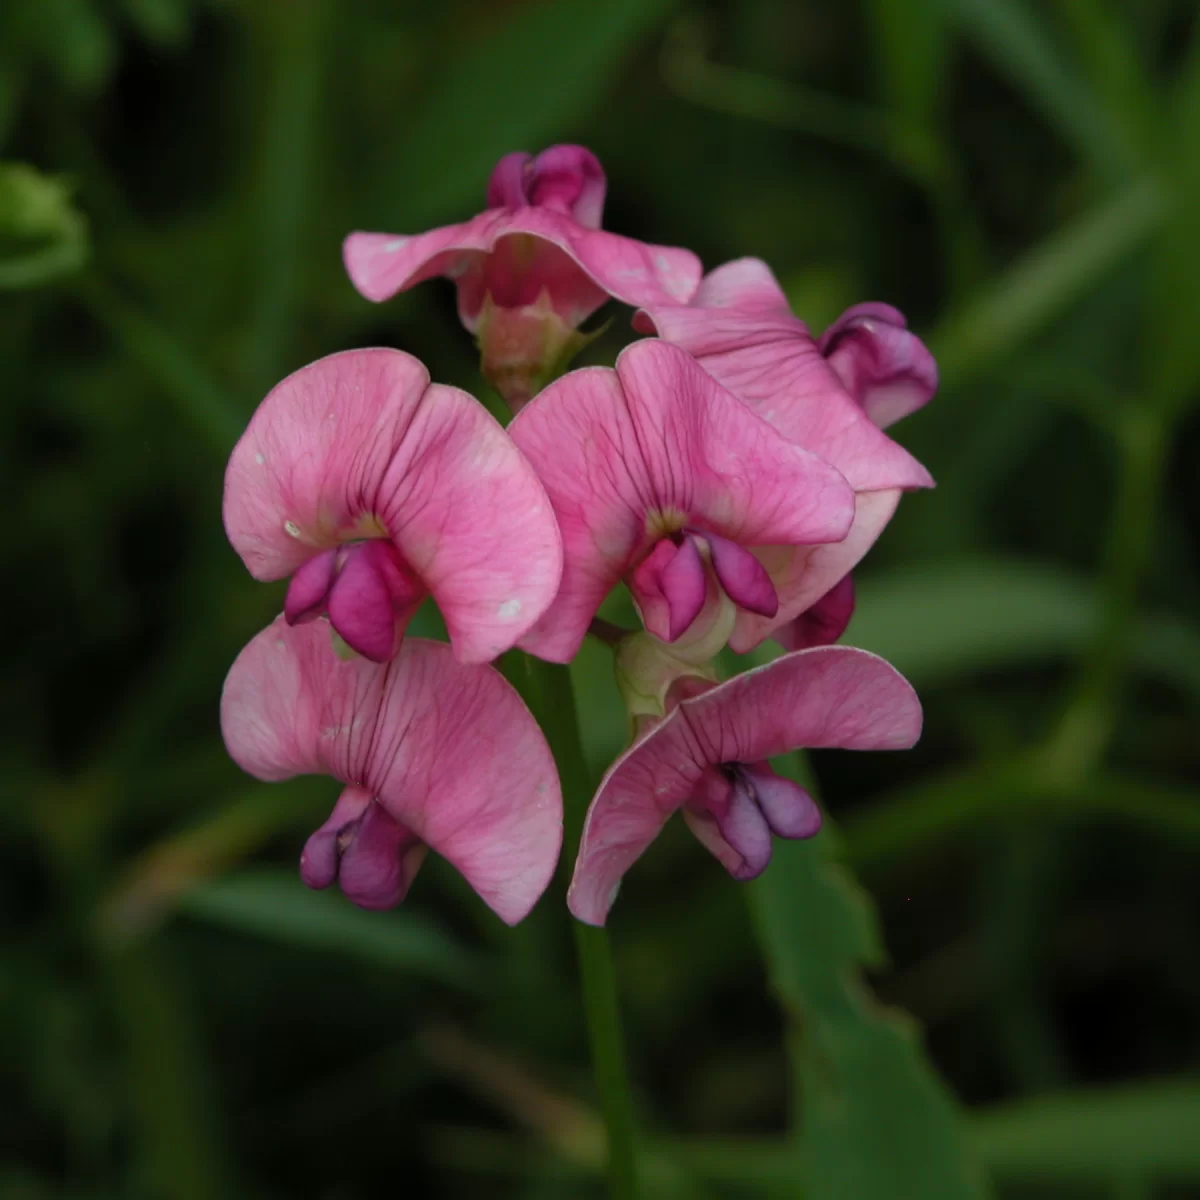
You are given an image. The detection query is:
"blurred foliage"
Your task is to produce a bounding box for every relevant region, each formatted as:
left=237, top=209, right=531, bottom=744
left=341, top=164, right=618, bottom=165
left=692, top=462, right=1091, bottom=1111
left=3, top=0, right=1200, bottom=1197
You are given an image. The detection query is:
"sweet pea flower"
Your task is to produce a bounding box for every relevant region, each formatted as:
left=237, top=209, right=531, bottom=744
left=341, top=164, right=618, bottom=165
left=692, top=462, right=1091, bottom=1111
left=343, top=145, right=702, bottom=409
left=507, top=338, right=858, bottom=664
left=634, top=258, right=937, bottom=653
left=221, top=617, right=562, bottom=921
left=567, top=646, right=921, bottom=925
left=223, top=347, right=562, bottom=664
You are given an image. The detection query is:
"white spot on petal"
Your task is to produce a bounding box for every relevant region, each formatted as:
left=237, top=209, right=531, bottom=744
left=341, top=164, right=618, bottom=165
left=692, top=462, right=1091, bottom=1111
left=497, top=598, right=522, bottom=620
left=655, top=253, right=670, bottom=272
left=383, top=237, right=408, bottom=252
left=255, top=452, right=265, bottom=465
left=284, top=520, right=301, bottom=538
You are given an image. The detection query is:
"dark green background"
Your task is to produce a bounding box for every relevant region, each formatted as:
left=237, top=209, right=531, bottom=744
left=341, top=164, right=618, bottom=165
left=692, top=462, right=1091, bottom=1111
left=4, top=1, right=1199, bottom=1197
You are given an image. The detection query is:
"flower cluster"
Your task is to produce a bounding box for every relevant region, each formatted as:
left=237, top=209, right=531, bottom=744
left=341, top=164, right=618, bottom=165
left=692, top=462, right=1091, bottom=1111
left=220, top=145, right=935, bottom=926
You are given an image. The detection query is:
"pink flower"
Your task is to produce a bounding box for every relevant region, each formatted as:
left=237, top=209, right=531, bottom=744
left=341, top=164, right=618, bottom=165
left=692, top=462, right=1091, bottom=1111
left=567, top=646, right=921, bottom=925
left=506, top=339, right=858, bottom=663
left=343, top=145, right=702, bottom=408
left=221, top=617, right=562, bottom=922
left=223, top=347, right=562, bottom=664
left=634, top=258, right=936, bottom=653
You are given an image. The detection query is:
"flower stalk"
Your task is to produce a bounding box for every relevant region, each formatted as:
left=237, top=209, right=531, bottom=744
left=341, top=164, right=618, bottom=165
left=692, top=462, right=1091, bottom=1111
left=521, top=654, right=640, bottom=1199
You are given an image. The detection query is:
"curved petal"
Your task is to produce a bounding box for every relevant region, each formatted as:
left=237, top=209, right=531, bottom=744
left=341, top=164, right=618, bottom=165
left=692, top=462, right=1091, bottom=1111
left=509, top=340, right=857, bottom=662
left=819, top=301, right=939, bottom=429
left=730, top=488, right=899, bottom=653
left=636, top=259, right=932, bottom=493
left=224, top=348, right=431, bottom=581
left=223, top=348, right=563, bottom=663
left=344, top=207, right=702, bottom=325
left=221, top=618, right=563, bottom=924
left=487, top=152, right=533, bottom=208
left=568, top=645, right=921, bottom=924
left=526, top=144, right=606, bottom=227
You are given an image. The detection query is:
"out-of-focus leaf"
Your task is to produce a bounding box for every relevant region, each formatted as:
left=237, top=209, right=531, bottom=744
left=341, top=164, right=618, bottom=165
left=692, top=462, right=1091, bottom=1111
left=868, top=0, right=948, bottom=124
left=972, top=1080, right=1200, bottom=1181
left=99, top=778, right=335, bottom=943
left=835, top=558, right=1200, bottom=697
left=667, top=1079, right=1200, bottom=1186
left=366, top=0, right=679, bottom=227
left=0, top=163, right=88, bottom=289
left=843, top=762, right=1200, bottom=874
left=931, top=179, right=1162, bottom=388
left=750, top=784, right=991, bottom=1200
left=103, top=943, right=234, bottom=1200
left=74, top=274, right=245, bottom=451
left=1150, top=22, right=1200, bottom=413
left=948, top=0, right=1126, bottom=179
left=120, top=0, right=191, bottom=48
left=1051, top=0, right=1158, bottom=161
left=178, top=868, right=481, bottom=989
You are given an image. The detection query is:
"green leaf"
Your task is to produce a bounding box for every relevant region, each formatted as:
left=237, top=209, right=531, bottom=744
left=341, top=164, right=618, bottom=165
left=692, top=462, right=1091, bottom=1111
left=178, top=868, right=480, bottom=989
left=972, top=1080, right=1200, bottom=1182
left=930, top=179, right=1162, bottom=388
left=366, top=0, right=679, bottom=227
left=867, top=0, right=948, bottom=125
left=1149, top=20, right=1200, bottom=413
left=1050, top=0, right=1158, bottom=163
left=0, top=162, right=88, bottom=289
left=750, top=778, right=991, bottom=1200
left=948, top=0, right=1126, bottom=179
left=840, top=558, right=1200, bottom=697
left=666, top=1080, right=1200, bottom=1187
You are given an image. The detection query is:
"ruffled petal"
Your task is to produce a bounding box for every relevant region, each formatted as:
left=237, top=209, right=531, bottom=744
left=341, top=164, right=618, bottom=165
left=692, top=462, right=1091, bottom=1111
left=344, top=207, right=701, bottom=326
left=636, top=258, right=932, bottom=493
left=223, top=348, right=563, bottom=664
left=221, top=618, right=563, bottom=924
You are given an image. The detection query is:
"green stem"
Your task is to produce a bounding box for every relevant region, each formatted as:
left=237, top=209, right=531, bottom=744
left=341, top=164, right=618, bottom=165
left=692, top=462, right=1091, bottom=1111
left=1046, top=409, right=1167, bottom=782
left=518, top=654, right=640, bottom=1199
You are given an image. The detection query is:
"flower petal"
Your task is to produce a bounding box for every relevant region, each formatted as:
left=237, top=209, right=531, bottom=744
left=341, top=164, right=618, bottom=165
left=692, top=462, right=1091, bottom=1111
left=284, top=548, right=338, bottom=625
left=730, top=489, right=898, bottom=653
left=704, top=530, right=778, bottom=617
left=526, top=144, right=606, bottom=228
left=336, top=800, right=424, bottom=911
left=742, top=763, right=822, bottom=838
left=636, top=258, right=932, bottom=493
left=510, top=340, right=856, bottom=662
left=326, top=541, right=417, bottom=663
left=221, top=618, right=563, bottom=924
left=819, top=302, right=938, bottom=429
left=487, top=151, right=533, bottom=208
left=682, top=774, right=774, bottom=881
left=628, top=537, right=707, bottom=642
left=299, top=785, right=372, bottom=889
left=223, top=348, right=563, bottom=664
left=344, top=207, right=701, bottom=325
left=568, top=645, right=922, bottom=924
left=772, top=572, right=856, bottom=652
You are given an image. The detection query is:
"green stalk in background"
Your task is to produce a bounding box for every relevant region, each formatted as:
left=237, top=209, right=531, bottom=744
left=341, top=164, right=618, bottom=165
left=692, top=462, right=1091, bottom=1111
left=506, top=653, right=641, bottom=1200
